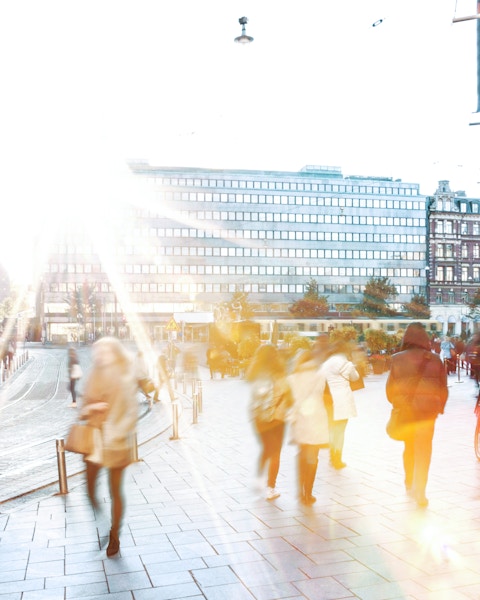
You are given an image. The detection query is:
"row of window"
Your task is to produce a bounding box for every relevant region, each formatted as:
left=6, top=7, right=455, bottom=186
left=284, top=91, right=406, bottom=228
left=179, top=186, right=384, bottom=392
left=46, top=251, right=425, bottom=275
left=434, top=220, right=480, bottom=235
left=434, top=290, right=476, bottom=304
left=159, top=191, right=422, bottom=208
left=435, top=266, right=480, bottom=281
left=135, top=212, right=425, bottom=227
left=49, top=232, right=426, bottom=258
left=436, top=244, right=480, bottom=259
left=46, top=281, right=422, bottom=296
left=150, top=177, right=418, bottom=196
left=437, top=200, right=480, bottom=214
left=47, top=264, right=422, bottom=281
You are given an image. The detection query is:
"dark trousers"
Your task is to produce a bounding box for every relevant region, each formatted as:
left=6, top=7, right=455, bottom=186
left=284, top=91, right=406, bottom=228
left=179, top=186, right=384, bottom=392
left=257, top=421, right=285, bottom=488
left=403, top=419, right=435, bottom=499
left=86, top=462, right=126, bottom=534
left=69, top=378, right=76, bottom=403
left=298, top=444, right=321, bottom=497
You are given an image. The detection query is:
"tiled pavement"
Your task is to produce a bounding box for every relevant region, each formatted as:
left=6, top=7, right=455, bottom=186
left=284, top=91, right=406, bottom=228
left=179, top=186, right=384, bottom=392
left=1, top=366, right=480, bottom=600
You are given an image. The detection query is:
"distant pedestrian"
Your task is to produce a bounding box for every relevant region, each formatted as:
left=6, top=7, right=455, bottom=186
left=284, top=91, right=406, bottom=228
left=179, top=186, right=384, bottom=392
left=153, top=354, right=170, bottom=402
left=80, top=337, right=138, bottom=557
left=246, top=344, right=293, bottom=501
left=440, top=336, right=456, bottom=374
left=386, top=322, right=448, bottom=508
left=68, top=347, right=81, bottom=408
left=135, top=350, right=153, bottom=404
left=288, top=350, right=328, bottom=505
left=319, top=339, right=360, bottom=469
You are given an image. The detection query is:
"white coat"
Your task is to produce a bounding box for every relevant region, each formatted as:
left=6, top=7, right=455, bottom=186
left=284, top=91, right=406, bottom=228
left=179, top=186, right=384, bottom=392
left=288, top=360, right=329, bottom=445
left=320, top=353, right=359, bottom=421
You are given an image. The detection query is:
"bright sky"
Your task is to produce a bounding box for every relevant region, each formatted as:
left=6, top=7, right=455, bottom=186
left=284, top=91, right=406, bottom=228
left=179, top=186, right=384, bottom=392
left=1, top=0, right=479, bottom=285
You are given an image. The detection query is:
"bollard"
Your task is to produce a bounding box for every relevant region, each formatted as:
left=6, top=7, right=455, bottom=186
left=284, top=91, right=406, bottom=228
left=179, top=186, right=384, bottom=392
left=183, top=372, right=187, bottom=394
left=170, top=401, right=180, bottom=440
left=197, top=380, right=203, bottom=413
left=455, top=355, right=464, bottom=384
left=192, top=378, right=196, bottom=397
left=56, top=439, right=68, bottom=494
left=192, top=392, right=198, bottom=424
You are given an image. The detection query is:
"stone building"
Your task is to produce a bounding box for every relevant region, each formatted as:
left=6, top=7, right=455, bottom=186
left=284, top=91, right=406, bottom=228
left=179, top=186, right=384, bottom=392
left=428, top=180, right=480, bottom=337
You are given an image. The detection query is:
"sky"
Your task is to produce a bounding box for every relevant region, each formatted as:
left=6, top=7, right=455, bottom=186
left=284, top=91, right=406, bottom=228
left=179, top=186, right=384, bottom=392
left=0, top=0, right=479, bottom=285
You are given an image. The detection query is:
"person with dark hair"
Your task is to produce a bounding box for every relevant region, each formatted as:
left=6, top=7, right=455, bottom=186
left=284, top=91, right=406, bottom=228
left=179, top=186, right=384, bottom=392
left=288, top=350, right=328, bottom=505
left=319, top=339, right=360, bottom=469
left=386, top=322, right=448, bottom=508
left=246, top=344, right=293, bottom=500
left=81, top=337, right=138, bottom=556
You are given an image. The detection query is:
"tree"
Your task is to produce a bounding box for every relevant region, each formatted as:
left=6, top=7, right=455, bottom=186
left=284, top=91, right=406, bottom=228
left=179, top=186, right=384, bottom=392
left=289, top=278, right=329, bottom=318
left=329, top=326, right=358, bottom=344
left=64, top=283, right=101, bottom=333
left=360, top=277, right=398, bottom=317
left=468, top=288, right=480, bottom=320
left=364, top=328, right=390, bottom=354
left=403, top=294, right=430, bottom=319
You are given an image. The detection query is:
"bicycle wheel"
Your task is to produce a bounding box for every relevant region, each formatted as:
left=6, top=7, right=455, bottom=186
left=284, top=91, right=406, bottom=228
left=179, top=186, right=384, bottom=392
left=475, top=418, right=480, bottom=461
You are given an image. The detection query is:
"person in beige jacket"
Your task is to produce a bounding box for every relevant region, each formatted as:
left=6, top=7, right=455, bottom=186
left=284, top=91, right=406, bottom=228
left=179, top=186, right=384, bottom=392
left=81, top=337, right=138, bottom=557
left=288, top=350, right=329, bottom=505
left=319, top=339, right=360, bottom=469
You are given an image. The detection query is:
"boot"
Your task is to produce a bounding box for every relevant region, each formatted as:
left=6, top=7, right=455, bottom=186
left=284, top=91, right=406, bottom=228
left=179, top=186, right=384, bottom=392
left=331, top=450, right=346, bottom=470
left=302, top=462, right=318, bottom=505
left=298, top=454, right=306, bottom=502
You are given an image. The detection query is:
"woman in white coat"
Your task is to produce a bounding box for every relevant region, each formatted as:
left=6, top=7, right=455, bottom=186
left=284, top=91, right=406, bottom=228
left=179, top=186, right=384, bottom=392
left=289, top=350, right=329, bottom=505
left=320, top=339, right=360, bottom=469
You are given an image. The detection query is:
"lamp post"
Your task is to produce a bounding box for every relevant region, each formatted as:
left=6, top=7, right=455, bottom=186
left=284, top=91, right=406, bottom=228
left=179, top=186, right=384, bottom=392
left=425, top=266, right=430, bottom=306
left=452, top=2, right=480, bottom=123
left=234, top=17, right=254, bottom=44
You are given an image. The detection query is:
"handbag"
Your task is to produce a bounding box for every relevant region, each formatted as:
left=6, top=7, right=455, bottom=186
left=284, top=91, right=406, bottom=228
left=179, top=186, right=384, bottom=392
left=65, top=422, right=95, bottom=455
left=350, top=374, right=365, bottom=391
left=386, top=406, right=411, bottom=441
left=138, top=377, right=155, bottom=395
left=71, top=364, right=83, bottom=379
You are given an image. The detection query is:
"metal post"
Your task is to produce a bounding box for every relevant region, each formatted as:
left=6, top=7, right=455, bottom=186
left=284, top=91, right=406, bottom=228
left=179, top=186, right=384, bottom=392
left=170, top=401, right=180, bottom=440
left=198, top=380, right=203, bottom=413
left=56, top=439, right=68, bottom=494
left=455, top=354, right=464, bottom=383
left=192, top=392, right=198, bottom=424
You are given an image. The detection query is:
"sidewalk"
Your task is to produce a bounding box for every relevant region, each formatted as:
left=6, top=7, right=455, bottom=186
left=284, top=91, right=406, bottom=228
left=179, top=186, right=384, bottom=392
left=1, top=369, right=480, bottom=599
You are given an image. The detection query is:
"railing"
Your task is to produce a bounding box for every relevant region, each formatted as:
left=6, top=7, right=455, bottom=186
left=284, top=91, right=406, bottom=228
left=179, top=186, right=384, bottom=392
left=56, top=376, right=205, bottom=495
left=0, top=350, right=29, bottom=383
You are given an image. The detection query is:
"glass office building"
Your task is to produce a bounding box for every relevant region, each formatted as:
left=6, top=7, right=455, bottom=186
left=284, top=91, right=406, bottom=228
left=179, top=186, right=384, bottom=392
left=41, top=162, right=428, bottom=342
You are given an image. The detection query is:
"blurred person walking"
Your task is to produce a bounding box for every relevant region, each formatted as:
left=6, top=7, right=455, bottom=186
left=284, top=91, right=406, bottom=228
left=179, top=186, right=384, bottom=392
left=319, top=339, right=360, bottom=469
left=68, top=347, right=82, bottom=408
left=440, top=335, right=456, bottom=374
left=288, top=350, right=328, bottom=505
left=386, top=322, right=448, bottom=508
left=246, top=344, right=293, bottom=500
left=80, top=337, right=138, bottom=556
left=153, top=353, right=170, bottom=403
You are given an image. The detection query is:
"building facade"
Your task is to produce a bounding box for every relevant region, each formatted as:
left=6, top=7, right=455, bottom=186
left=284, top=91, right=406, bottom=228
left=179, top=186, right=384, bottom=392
left=41, top=162, right=429, bottom=342
left=428, top=180, right=480, bottom=336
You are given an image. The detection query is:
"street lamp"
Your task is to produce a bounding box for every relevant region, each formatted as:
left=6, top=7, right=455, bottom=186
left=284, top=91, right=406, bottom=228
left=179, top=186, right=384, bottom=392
left=234, top=17, right=254, bottom=44
left=425, top=265, right=430, bottom=304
